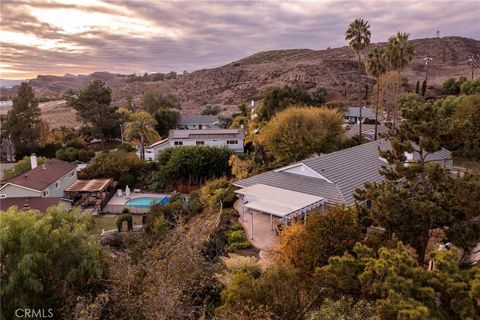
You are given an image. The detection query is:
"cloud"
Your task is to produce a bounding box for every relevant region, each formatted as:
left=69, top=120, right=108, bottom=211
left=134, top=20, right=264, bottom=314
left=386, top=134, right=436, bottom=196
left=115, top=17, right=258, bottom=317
left=0, top=0, right=479, bottom=79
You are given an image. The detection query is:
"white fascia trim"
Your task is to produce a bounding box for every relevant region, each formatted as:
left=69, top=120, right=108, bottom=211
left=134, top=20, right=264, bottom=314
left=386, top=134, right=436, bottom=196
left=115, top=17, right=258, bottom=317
left=0, top=182, right=42, bottom=193
left=274, top=163, right=333, bottom=183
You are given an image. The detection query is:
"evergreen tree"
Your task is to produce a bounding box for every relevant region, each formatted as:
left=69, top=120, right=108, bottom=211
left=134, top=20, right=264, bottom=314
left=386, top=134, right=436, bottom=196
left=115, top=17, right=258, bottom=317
left=66, top=80, right=120, bottom=142
left=421, top=80, right=427, bottom=96
left=355, top=97, right=480, bottom=265
left=415, top=80, right=420, bottom=94
left=4, top=82, right=41, bottom=156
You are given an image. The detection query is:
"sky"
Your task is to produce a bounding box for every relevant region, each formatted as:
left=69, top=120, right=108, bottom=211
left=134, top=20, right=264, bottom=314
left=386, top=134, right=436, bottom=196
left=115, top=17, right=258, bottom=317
left=1, top=0, right=479, bottom=79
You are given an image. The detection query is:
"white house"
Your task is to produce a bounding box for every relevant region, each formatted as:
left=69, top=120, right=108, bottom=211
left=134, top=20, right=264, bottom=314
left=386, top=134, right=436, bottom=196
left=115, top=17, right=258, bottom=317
left=138, top=128, right=245, bottom=161
left=0, top=155, right=78, bottom=199
left=176, top=115, right=220, bottom=130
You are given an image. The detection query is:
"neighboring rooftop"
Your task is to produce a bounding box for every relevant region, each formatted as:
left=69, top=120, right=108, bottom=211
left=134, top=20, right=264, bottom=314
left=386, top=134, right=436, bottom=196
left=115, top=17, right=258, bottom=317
left=346, top=107, right=375, bottom=119
left=7, top=159, right=76, bottom=191
left=177, top=115, right=219, bottom=126
left=235, top=140, right=452, bottom=205
left=345, top=124, right=389, bottom=139
left=169, top=128, right=245, bottom=140
left=0, top=197, right=63, bottom=213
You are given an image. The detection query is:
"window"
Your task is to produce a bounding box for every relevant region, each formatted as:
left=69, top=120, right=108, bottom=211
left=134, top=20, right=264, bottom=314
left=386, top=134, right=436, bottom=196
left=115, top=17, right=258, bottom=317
left=0, top=194, right=6, bottom=198
left=42, top=190, right=49, bottom=197
left=174, top=141, right=183, bottom=146
left=69, top=171, right=75, bottom=178
left=55, top=182, right=60, bottom=188
left=196, top=141, right=205, bottom=145
left=227, top=140, right=238, bottom=145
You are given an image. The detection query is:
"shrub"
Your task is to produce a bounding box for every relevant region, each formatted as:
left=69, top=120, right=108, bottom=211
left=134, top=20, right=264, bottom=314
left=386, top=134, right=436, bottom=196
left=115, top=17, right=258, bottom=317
left=117, top=143, right=136, bottom=152
left=188, top=190, right=203, bottom=214
left=226, top=229, right=252, bottom=250
left=77, top=149, right=95, bottom=162
left=116, top=213, right=133, bottom=232
left=65, top=138, right=87, bottom=149
left=200, top=178, right=236, bottom=209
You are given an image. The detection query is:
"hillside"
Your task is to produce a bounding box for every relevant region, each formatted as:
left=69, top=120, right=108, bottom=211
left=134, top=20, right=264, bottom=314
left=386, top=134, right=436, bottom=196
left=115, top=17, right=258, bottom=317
left=2, top=36, right=478, bottom=115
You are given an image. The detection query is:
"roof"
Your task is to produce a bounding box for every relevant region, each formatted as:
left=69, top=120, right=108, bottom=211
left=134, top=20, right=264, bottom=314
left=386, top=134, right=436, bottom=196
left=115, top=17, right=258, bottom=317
left=169, top=128, right=245, bottom=140
left=345, top=124, right=389, bottom=139
left=149, top=138, right=169, bottom=148
left=346, top=107, right=375, bottom=119
left=177, top=115, right=219, bottom=126
left=235, top=140, right=451, bottom=205
left=235, top=184, right=324, bottom=217
left=65, top=179, right=113, bottom=192
left=0, top=197, right=62, bottom=213
left=5, top=159, right=76, bottom=191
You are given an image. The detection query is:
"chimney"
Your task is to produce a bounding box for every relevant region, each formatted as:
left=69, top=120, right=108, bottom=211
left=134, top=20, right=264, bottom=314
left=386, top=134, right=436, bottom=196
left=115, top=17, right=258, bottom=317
left=30, top=154, right=38, bottom=169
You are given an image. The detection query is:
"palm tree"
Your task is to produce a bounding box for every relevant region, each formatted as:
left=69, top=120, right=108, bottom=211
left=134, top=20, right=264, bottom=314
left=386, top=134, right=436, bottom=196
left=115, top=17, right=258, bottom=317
left=385, top=31, right=415, bottom=131
left=345, top=18, right=371, bottom=139
left=124, top=111, right=160, bottom=160
left=365, top=47, right=387, bottom=140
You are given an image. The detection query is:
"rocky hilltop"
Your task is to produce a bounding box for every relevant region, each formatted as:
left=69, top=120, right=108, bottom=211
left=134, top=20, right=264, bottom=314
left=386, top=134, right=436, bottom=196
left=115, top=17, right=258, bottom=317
left=2, top=36, right=478, bottom=114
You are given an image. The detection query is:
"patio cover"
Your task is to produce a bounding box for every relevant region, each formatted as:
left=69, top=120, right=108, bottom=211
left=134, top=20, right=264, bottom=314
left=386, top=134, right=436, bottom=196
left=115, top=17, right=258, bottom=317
left=235, top=184, right=324, bottom=218
left=65, top=179, right=113, bottom=192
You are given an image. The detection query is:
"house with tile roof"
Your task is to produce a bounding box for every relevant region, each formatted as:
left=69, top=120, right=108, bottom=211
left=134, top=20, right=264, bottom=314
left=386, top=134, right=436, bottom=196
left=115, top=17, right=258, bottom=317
left=0, top=155, right=77, bottom=199
left=234, top=139, right=452, bottom=206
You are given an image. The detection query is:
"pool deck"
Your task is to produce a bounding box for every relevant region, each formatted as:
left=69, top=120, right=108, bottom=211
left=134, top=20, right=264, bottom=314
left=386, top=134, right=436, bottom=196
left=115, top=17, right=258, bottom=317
left=107, top=193, right=170, bottom=206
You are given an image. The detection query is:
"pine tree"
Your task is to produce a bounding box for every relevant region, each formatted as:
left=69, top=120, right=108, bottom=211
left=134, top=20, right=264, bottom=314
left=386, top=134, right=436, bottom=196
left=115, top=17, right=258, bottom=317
left=4, top=82, right=41, bottom=157
left=421, top=80, right=427, bottom=96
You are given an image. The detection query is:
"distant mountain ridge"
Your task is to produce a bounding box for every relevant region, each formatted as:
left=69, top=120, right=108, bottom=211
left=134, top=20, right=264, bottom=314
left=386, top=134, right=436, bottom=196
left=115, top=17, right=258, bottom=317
left=1, top=36, right=479, bottom=114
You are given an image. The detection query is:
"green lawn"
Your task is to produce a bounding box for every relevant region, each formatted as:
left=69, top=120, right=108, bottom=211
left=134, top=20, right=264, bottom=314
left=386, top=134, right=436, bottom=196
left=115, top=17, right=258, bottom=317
left=91, top=214, right=144, bottom=235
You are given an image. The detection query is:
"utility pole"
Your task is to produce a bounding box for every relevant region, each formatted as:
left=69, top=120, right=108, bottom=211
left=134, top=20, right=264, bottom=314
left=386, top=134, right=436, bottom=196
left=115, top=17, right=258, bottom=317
left=424, top=57, right=433, bottom=96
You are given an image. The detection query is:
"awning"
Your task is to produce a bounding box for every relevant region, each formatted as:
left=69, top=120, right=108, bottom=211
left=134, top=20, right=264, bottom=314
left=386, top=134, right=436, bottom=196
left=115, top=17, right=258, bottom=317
left=235, top=184, right=325, bottom=218
left=65, top=179, right=113, bottom=192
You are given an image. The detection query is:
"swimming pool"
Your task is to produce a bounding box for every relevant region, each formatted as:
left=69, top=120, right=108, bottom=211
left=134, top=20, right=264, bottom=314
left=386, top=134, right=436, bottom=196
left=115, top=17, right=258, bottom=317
left=125, top=196, right=170, bottom=208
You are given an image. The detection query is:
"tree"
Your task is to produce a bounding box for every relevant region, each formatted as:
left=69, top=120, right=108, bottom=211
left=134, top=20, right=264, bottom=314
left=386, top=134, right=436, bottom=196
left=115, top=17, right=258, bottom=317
left=0, top=206, right=104, bottom=319
left=316, top=242, right=480, bottom=319
left=124, top=111, right=160, bottom=160
left=385, top=31, right=415, bottom=130
left=4, top=82, right=42, bottom=156
left=355, top=97, right=480, bottom=265
left=415, top=80, right=420, bottom=94
left=346, top=18, right=371, bottom=138
left=421, top=79, right=427, bottom=97
left=154, top=108, right=180, bottom=137
left=365, top=47, right=387, bottom=140
left=307, top=297, right=376, bottom=320
left=228, top=154, right=252, bottom=180
left=2, top=155, right=47, bottom=180
left=276, top=206, right=363, bottom=273
left=51, top=125, right=75, bottom=144
left=79, top=150, right=147, bottom=187
left=442, top=77, right=460, bottom=95
left=450, top=93, right=480, bottom=158
left=66, top=80, right=120, bottom=142
left=460, top=77, right=480, bottom=95
left=261, top=106, right=343, bottom=163
left=259, top=84, right=313, bottom=120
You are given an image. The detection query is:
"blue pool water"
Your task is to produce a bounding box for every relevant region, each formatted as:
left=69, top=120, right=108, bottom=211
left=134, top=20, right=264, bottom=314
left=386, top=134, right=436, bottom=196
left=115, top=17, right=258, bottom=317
left=125, top=196, right=170, bottom=208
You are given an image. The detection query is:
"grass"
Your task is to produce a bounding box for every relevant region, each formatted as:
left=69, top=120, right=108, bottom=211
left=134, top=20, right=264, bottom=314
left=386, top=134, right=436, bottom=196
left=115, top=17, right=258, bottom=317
left=90, top=214, right=144, bottom=235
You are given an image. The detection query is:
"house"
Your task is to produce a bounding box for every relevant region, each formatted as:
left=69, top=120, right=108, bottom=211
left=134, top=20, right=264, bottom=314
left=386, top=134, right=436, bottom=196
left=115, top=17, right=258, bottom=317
left=345, top=124, right=389, bottom=141
left=0, top=197, right=72, bottom=213
left=0, top=155, right=77, bottom=198
left=234, top=139, right=452, bottom=207
left=345, top=107, right=375, bottom=124
left=176, top=115, right=220, bottom=130
left=138, top=128, right=245, bottom=160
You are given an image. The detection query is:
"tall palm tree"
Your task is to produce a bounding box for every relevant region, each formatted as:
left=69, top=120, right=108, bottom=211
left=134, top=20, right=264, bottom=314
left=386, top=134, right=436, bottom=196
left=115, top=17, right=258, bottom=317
left=345, top=18, right=371, bottom=139
left=385, top=31, right=415, bottom=131
left=365, top=47, right=387, bottom=140
left=124, top=111, right=160, bottom=160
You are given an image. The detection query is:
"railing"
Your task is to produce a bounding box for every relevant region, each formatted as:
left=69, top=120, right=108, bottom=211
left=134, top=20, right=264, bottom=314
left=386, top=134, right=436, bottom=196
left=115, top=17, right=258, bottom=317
left=101, top=203, right=150, bottom=214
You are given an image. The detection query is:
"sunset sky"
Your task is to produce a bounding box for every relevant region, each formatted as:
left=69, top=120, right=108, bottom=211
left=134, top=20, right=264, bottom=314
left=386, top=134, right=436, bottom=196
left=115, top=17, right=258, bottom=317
left=1, top=0, right=479, bottom=79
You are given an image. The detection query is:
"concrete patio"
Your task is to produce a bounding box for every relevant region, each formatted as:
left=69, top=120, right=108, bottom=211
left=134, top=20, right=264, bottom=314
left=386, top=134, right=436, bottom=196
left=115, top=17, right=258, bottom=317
left=234, top=200, right=278, bottom=251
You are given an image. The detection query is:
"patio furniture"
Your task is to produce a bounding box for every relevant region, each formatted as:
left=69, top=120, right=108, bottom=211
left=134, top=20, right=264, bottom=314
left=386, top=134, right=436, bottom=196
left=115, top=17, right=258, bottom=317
left=134, top=188, right=141, bottom=194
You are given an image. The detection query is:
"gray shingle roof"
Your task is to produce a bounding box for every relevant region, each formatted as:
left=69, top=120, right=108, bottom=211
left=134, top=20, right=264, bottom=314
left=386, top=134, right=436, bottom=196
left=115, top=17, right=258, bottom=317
left=177, top=115, right=219, bottom=126
left=346, top=107, right=375, bottom=119
left=235, top=140, right=452, bottom=205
